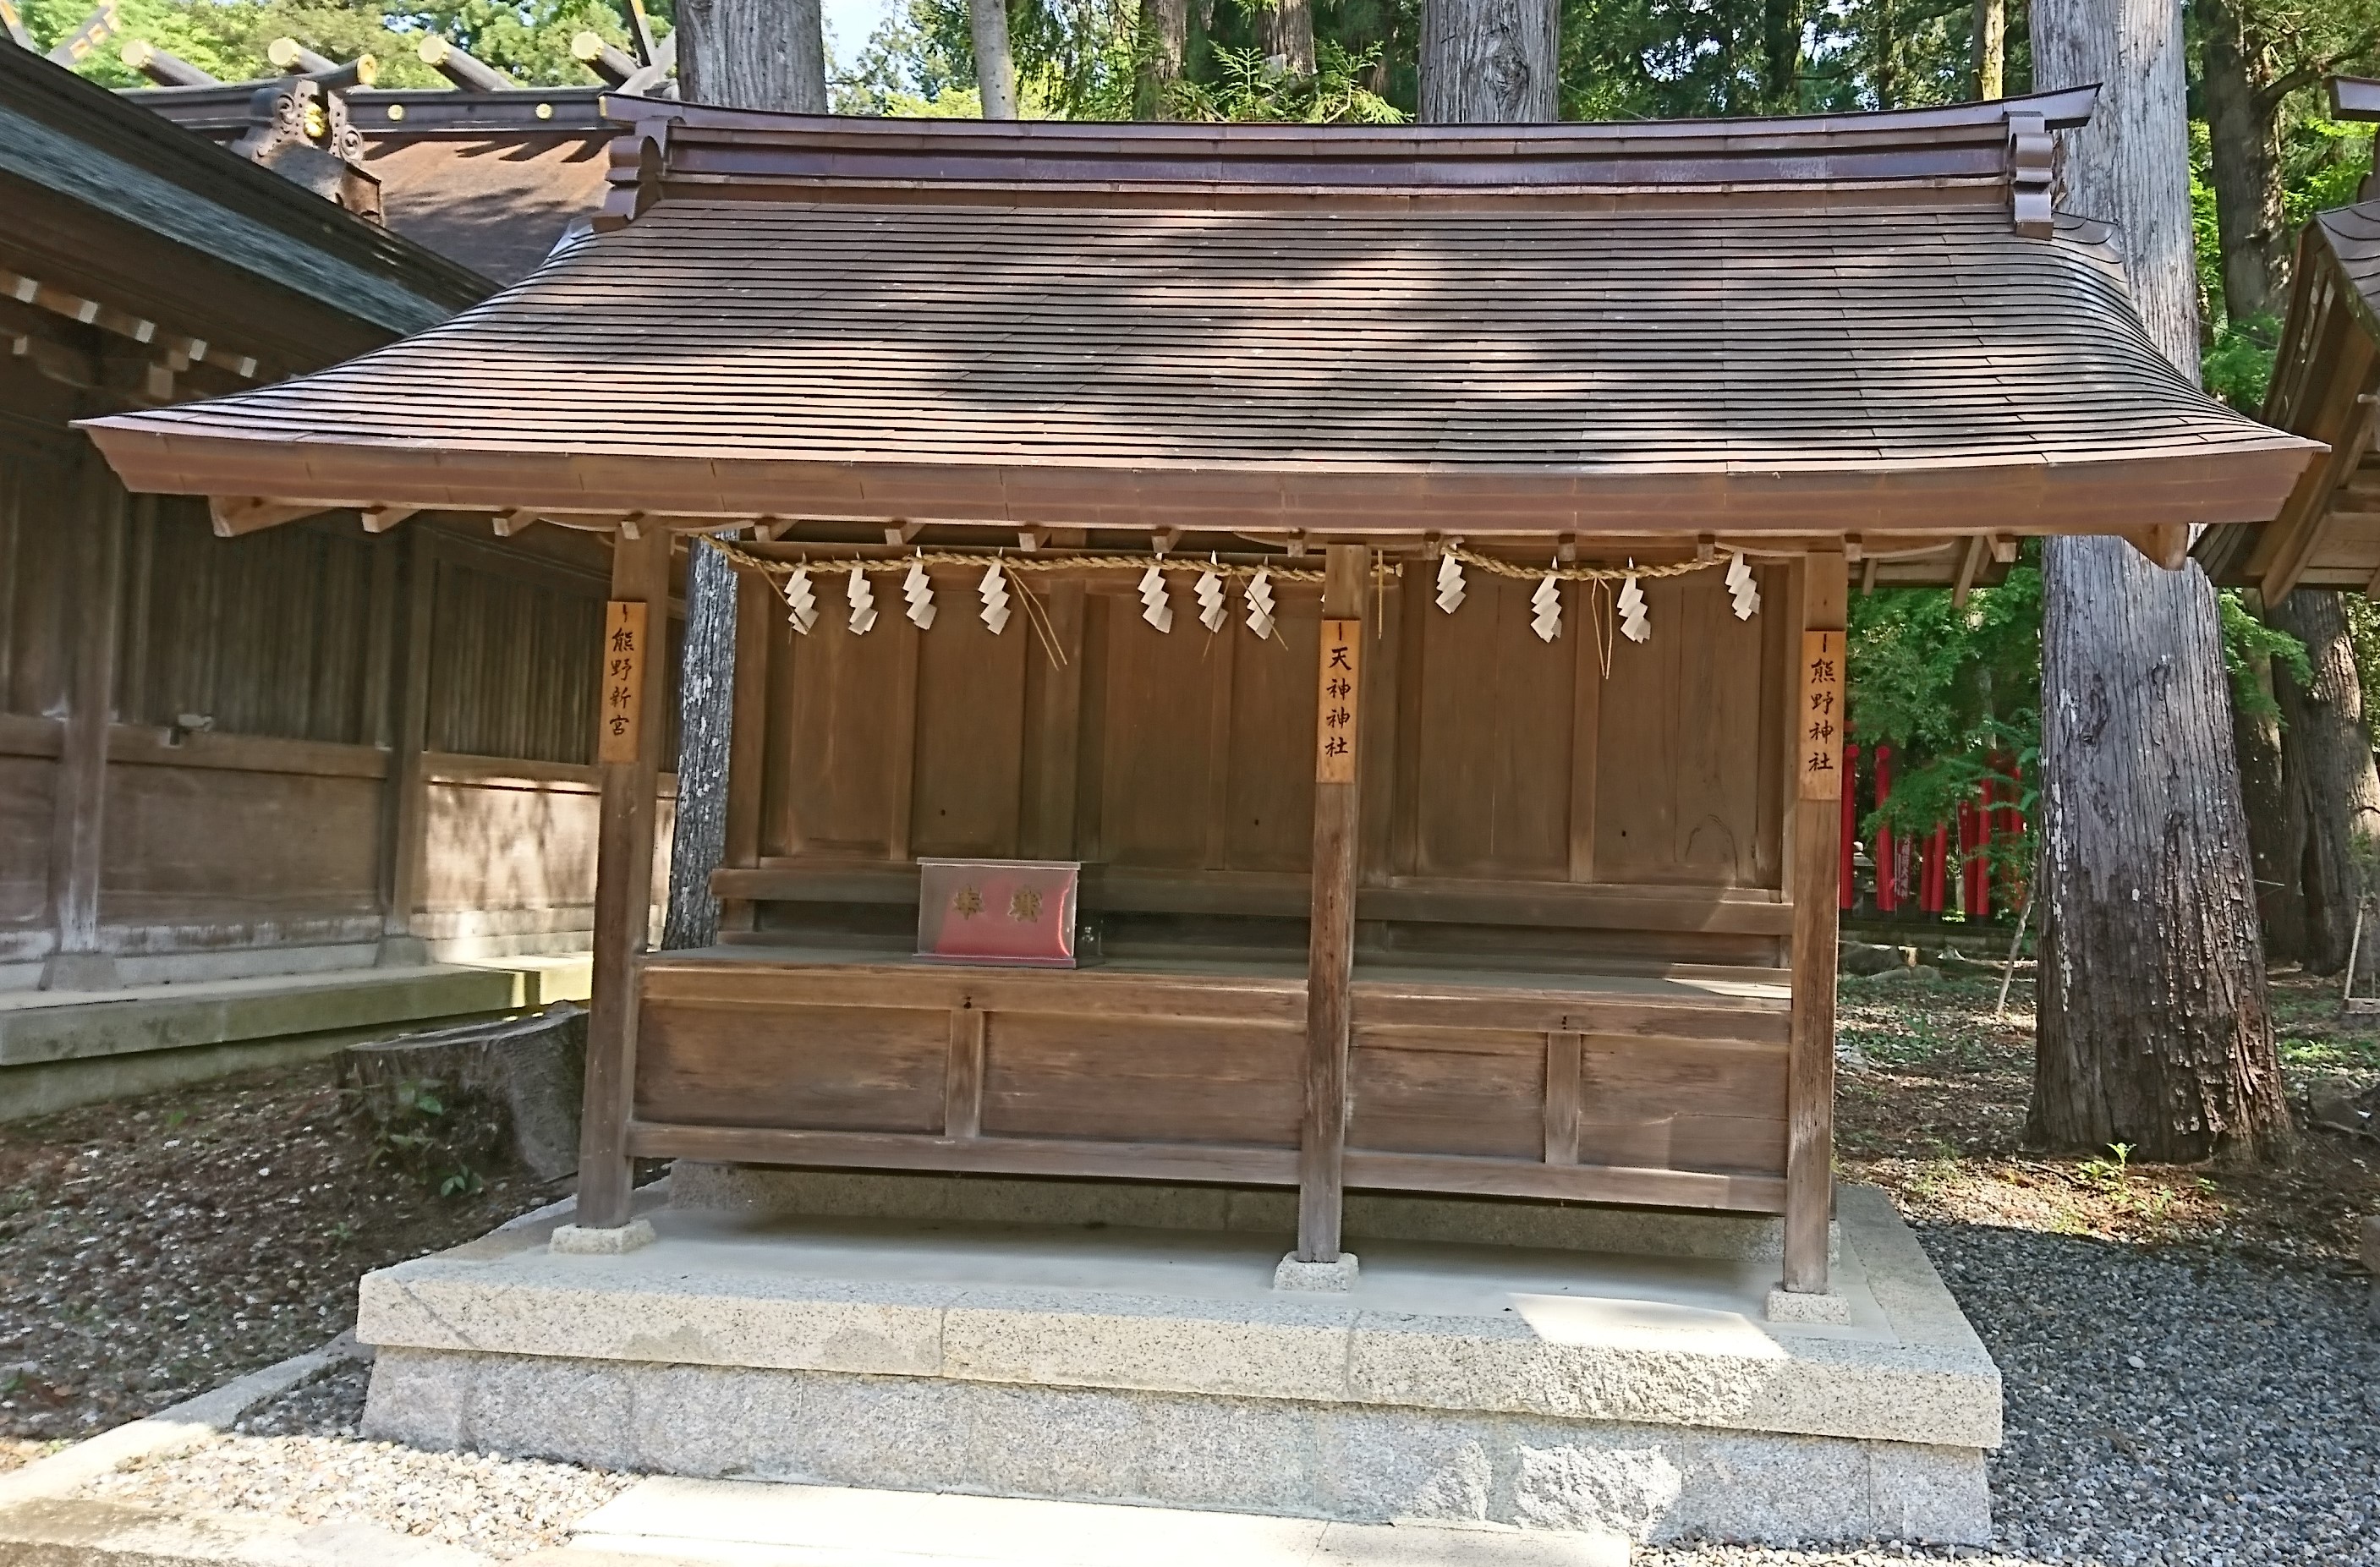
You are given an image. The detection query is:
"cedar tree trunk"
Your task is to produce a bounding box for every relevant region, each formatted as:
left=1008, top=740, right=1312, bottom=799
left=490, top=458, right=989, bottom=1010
left=2269, top=589, right=2380, bottom=973
left=1971, top=0, right=2004, bottom=98
left=1419, top=0, right=1557, bottom=123
left=663, top=539, right=736, bottom=951
left=971, top=0, right=1018, bottom=118
left=1257, top=0, right=1316, bottom=75
left=677, top=0, right=826, bottom=111
left=1761, top=0, right=1801, bottom=111
left=1137, top=0, right=1188, bottom=117
left=666, top=2, right=826, bottom=950
left=2193, top=0, right=2289, bottom=322
left=2028, top=0, right=2291, bottom=1161
left=2233, top=628, right=2307, bottom=962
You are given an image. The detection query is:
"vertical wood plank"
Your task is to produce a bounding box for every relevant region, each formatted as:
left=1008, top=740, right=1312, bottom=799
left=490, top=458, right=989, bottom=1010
left=1543, top=1029, right=1582, bottom=1164
left=945, top=1005, right=987, bottom=1139
left=381, top=531, right=436, bottom=944
left=1784, top=546, right=1848, bottom=1296
left=43, top=452, right=127, bottom=975
left=1298, top=545, right=1368, bottom=1263
left=578, top=523, right=674, bottom=1230
left=1566, top=580, right=1602, bottom=884
left=887, top=608, right=921, bottom=863
left=1390, top=560, right=1426, bottom=879
left=1202, top=626, right=1238, bottom=866
left=718, top=566, right=772, bottom=934
left=1357, top=559, right=1400, bottom=884
left=1021, top=580, right=1084, bottom=859
left=1072, top=590, right=1110, bottom=861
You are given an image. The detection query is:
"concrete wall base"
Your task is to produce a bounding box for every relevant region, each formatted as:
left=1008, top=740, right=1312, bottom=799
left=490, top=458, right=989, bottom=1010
left=364, top=1348, right=1989, bottom=1547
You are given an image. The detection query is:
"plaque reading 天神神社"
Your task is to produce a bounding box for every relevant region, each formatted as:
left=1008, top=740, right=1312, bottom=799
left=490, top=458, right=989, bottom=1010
left=597, top=601, right=646, bottom=765
left=1799, top=629, right=1844, bottom=800
left=1316, top=618, right=1360, bottom=784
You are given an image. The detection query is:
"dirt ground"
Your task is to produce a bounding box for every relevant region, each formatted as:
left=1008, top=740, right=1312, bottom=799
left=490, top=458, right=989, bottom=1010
left=1839, top=967, right=2380, bottom=1265
left=3, top=971, right=2374, bottom=1478
left=0, top=1061, right=562, bottom=1459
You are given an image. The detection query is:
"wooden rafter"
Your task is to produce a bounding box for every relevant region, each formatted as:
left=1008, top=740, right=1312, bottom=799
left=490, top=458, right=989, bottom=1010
left=208, top=496, right=326, bottom=537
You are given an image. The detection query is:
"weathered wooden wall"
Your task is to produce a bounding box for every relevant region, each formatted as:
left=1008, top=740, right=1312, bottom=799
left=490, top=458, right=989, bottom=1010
left=735, top=560, right=1791, bottom=972
left=0, top=430, right=644, bottom=989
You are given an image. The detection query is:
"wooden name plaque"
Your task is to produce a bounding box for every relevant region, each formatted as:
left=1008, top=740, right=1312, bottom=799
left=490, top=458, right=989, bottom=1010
left=1799, top=629, right=1843, bottom=800
left=597, top=600, right=647, bottom=766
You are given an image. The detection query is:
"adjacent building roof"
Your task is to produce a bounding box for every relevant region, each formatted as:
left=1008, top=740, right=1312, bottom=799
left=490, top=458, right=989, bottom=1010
left=83, top=89, right=2319, bottom=543
left=2194, top=77, right=2380, bottom=597
left=0, top=42, right=490, bottom=383
left=126, top=81, right=615, bottom=283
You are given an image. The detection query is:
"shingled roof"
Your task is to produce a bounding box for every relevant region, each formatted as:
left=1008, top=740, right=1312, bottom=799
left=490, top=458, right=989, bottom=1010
left=2194, top=77, right=2380, bottom=596
left=82, top=89, right=2318, bottom=542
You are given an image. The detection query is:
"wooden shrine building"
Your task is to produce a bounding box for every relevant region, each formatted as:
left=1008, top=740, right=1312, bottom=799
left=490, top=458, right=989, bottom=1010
left=84, top=90, right=2315, bottom=1300
left=0, top=43, right=628, bottom=1003
left=2196, top=78, right=2380, bottom=598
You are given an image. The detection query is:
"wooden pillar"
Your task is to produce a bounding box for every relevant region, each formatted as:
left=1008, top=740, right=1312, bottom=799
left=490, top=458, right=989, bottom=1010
left=577, top=523, right=675, bottom=1229
left=1784, top=545, right=1848, bottom=1295
left=377, top=528, right=436, bottom=960
left=1297, top=544, right=1367, bottom=1263
left=41, top=455, right=128, bottom=989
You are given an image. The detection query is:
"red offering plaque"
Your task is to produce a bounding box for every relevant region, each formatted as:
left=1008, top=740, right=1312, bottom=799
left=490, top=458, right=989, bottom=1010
left=917, top=859, right=1082, bottom=967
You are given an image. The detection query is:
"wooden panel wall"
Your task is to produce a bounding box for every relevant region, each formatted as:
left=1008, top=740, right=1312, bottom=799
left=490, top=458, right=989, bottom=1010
left=0, top=437, right=74, bottom=719
left=748, top=559, right=1789, bottom=945
left=425, top=545, right=606, bottom=765
left=100, top=758, right=383, bottom=934
left=116, top=501, right=381, bottom=744
left=0, top=422, right=618, bottom=970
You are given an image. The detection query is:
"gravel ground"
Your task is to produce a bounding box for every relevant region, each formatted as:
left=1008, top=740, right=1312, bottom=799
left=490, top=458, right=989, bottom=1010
left=81, top=1360, right=633, bottom=1561
left=1642, top=1225, right=2380, bottom=1567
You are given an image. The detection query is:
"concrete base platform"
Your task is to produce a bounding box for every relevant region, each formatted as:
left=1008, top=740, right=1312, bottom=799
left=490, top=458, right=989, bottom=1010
left=0, top=958, right=586, bottom=1121
left=358, top=1178, right=1999, bottom=1547
left=536, top=1475, right=1626, bottom=1565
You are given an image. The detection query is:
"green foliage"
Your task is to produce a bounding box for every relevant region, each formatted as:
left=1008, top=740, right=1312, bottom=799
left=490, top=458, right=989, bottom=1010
left=2216, top=586, right=2311, bottom=725
left=1165, top=40, right=1401, bottom=122
left=21, top=0, right=639, bottom=88
left=343, top=1075, right=502, bottom=1198
left=1845, top=561, right=2040, bottom=868
left=2202, top=313, right=2281, bottom=413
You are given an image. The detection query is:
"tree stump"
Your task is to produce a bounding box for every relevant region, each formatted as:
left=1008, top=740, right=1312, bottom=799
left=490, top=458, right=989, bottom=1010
left=341, top=1005, right=586, bottom=1182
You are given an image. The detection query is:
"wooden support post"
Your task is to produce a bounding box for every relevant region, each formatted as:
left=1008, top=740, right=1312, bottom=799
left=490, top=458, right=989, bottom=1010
left=577, top=523, right=674, bottom=1230
left=377, top=528, right=435, bottom=961
left=41, top=456, right=128, bottom=989
left=1784, top=545, right=1848, bottom=1297
left=1297, top=544, right=1367, bottom=1263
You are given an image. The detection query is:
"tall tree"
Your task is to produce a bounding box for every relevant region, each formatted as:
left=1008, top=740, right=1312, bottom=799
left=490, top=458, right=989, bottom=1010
left=666, top=0, right=827, bottom=952
left=2268, top=588, right=2380, bottom=973
left=1971, top=0, right=2004, bottom=96
left=1257, top=0, right=1317, bottom=74
left=2193, top=0, right=2295, bottom=322
left=2028, top=0, right=2292, bottom=1160
left=970, top=0, right=1017, bottom=115
left=1135, top=0, right=1188, bottom=115
left=1419, top=0, right=1555, bottom=120
left=2232, top=610, right=2307, bottom=961
left=679, top=0, right=826, bottom=109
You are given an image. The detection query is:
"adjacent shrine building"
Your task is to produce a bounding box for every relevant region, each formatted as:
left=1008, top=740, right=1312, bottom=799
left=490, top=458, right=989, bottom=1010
left=85, top=91, right=2314, bottom=1307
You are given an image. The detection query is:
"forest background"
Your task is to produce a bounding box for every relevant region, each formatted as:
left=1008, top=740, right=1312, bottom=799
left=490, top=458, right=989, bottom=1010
left=19, top=0, right=2380, bottom=951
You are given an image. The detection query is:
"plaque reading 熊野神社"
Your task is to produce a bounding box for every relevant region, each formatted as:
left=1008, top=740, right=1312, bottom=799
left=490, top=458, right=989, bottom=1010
left=1799, top=629, right=1843, bottom=799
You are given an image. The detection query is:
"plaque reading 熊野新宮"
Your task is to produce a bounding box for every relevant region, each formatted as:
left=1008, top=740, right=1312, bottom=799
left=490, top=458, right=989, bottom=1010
left=597, top=601, right=646, bottom=765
